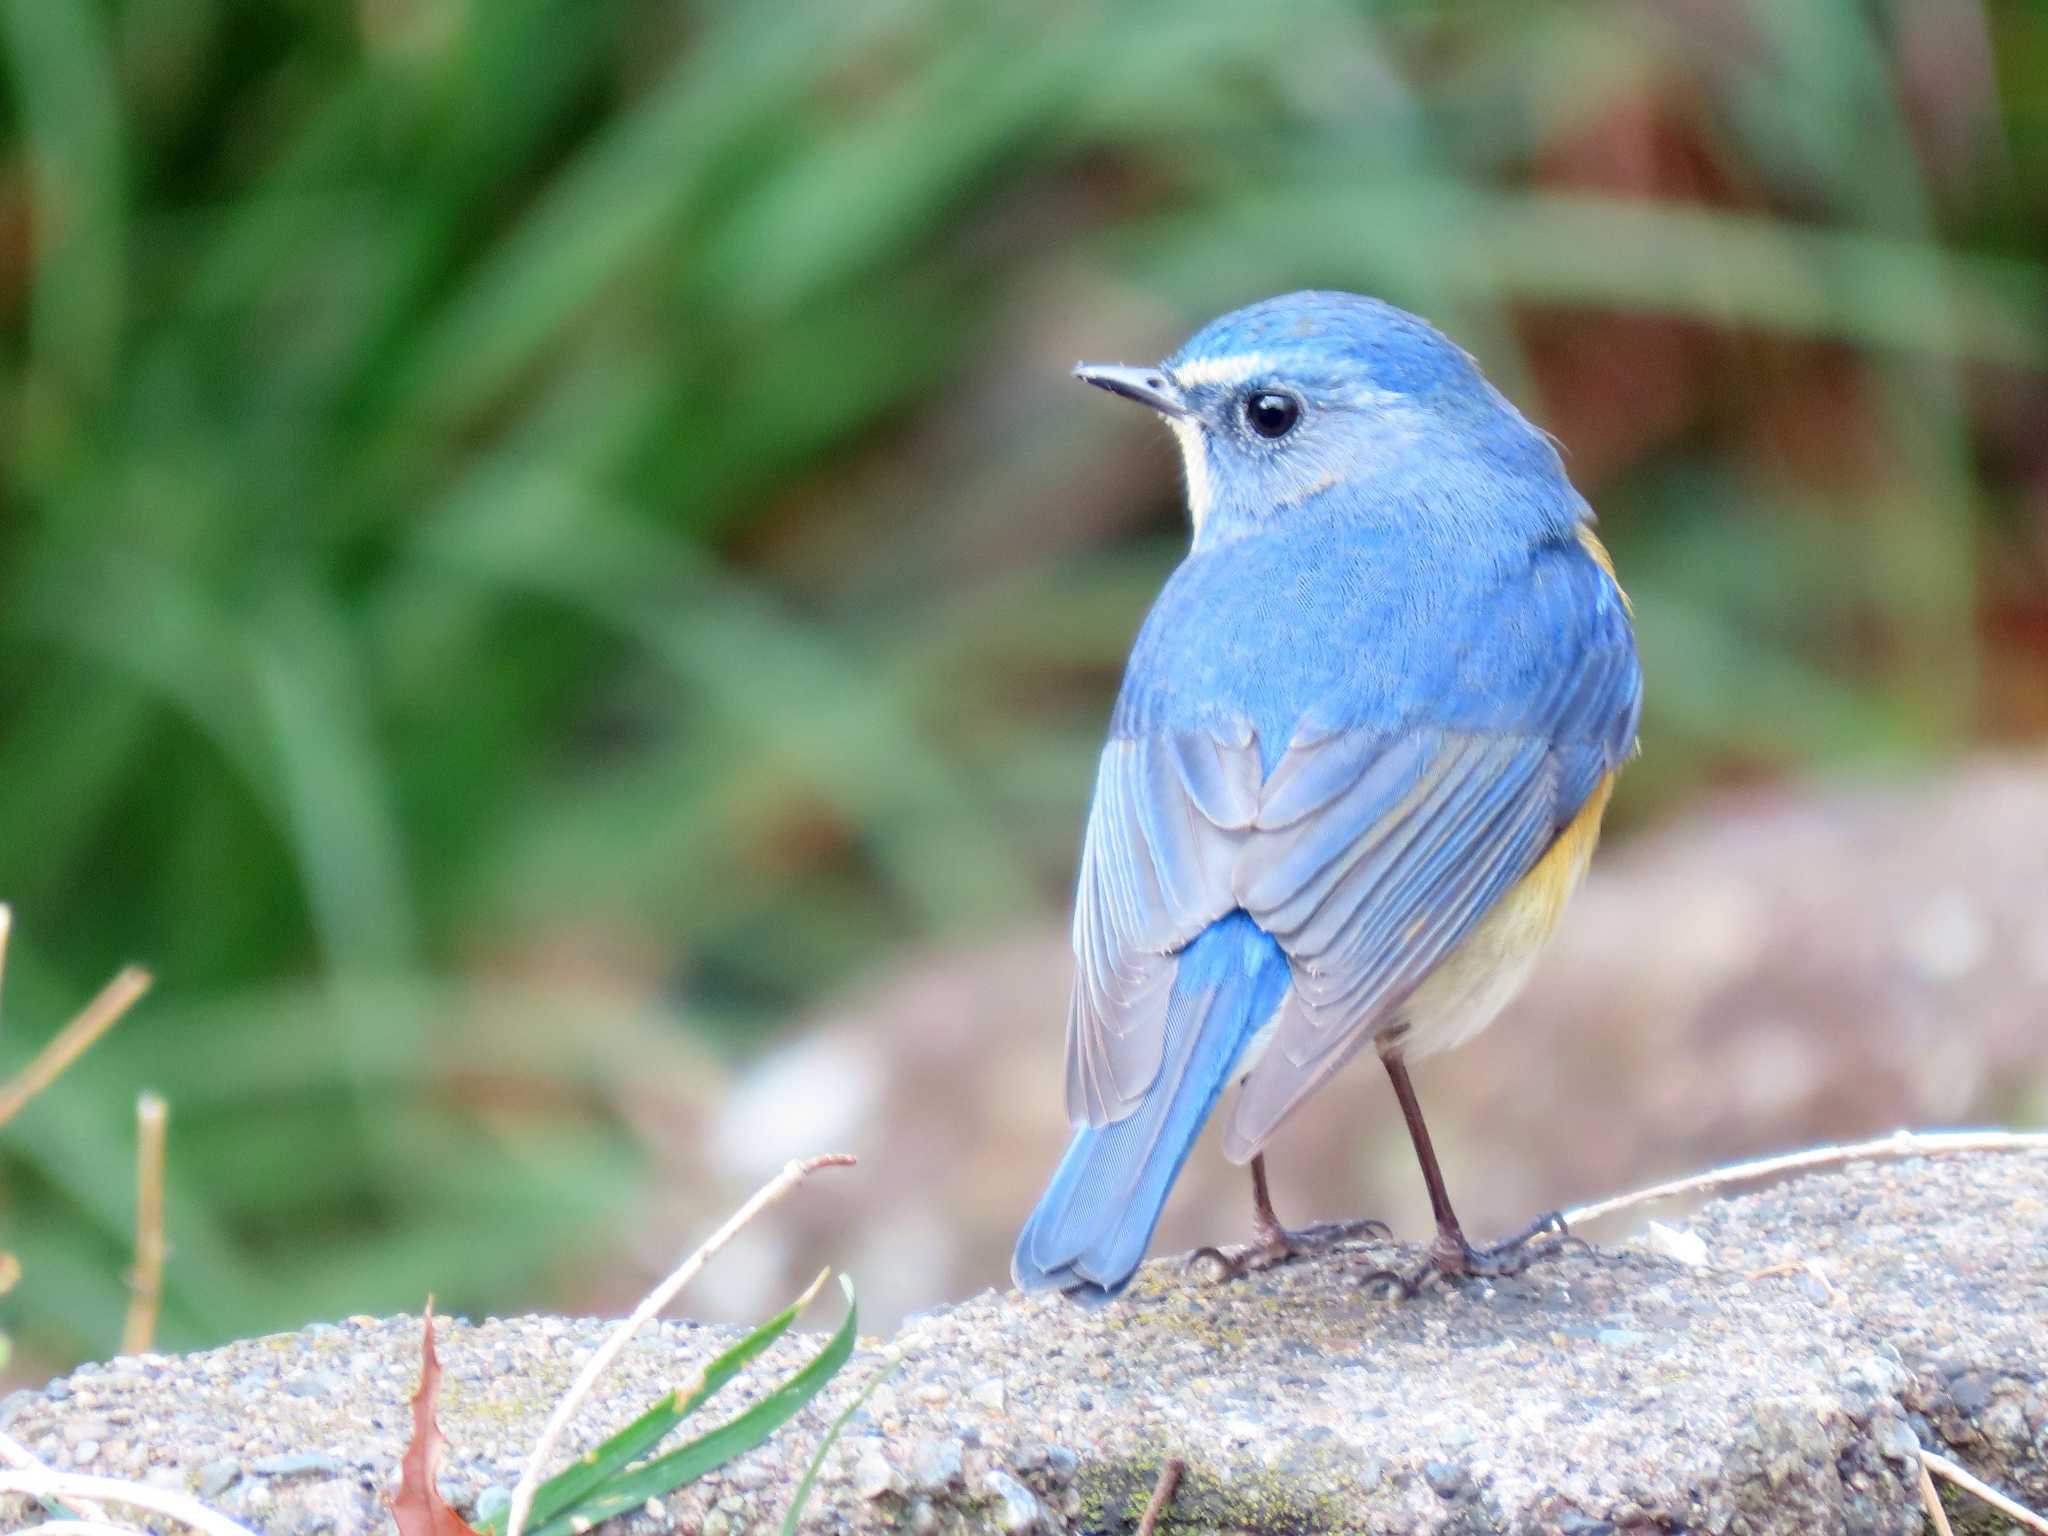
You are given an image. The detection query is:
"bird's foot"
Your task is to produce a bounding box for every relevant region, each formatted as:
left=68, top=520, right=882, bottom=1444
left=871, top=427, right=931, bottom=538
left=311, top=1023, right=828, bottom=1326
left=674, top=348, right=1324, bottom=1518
left=1187, top=1215, right=1392, bottom=1285
left=1356, top=1211, right=1589, bottom=1301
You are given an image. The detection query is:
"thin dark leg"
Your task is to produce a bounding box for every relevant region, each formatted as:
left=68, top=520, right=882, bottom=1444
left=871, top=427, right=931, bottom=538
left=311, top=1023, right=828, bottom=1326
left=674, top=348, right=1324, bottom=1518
left=1249, top=1153, right=1284, bottom=1245
left=1380, top=1048, right=1472, bottom=1272
left=1360, top=1042, right=1584, bottom=1298
left=1186, top=1153, right=1390, bottom=1285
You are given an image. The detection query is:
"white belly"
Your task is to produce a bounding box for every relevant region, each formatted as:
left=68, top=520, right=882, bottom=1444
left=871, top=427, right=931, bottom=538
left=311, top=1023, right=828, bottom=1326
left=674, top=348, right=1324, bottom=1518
left=1393, top=889, right=1557, bottom=1059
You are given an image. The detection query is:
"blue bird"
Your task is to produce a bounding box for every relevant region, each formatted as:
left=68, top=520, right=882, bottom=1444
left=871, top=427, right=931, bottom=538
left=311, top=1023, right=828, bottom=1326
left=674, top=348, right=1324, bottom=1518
left=1011, top=291, right=1641, bottom=1303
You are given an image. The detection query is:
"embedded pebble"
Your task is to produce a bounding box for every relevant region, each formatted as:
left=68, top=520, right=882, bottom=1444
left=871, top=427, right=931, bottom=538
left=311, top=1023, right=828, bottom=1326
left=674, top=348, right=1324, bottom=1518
left=969, top=1377, right=1005, bottom=1412
left=1423, top=1459, right=1472, bottom=1499
left=908, top=1434, right=964, bottom=1490
left=981, top=1469, right=1041, bottom=1532
left=854, top=1450, right=901, bottom=1500
left=196, top=1458, right=241, bottom=1497
left=252, top=1452, right=345, bottom=1478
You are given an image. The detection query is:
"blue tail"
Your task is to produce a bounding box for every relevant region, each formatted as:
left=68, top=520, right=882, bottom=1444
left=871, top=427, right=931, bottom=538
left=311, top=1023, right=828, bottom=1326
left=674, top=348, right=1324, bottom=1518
left=1011, top=912, right=1291, bottom=1303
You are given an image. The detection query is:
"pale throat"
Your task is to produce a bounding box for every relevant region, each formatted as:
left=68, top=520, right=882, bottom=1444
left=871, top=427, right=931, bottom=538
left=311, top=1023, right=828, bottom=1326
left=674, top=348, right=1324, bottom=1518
left=1165, top=416, right=1214, bottom=541
left=1161, top=352, right=1273, bottom=544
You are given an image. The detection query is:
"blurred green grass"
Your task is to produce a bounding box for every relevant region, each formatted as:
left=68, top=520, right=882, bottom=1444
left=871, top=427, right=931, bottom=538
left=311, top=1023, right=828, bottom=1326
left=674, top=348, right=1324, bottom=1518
left=1, top=0, right=2044, bottom=1367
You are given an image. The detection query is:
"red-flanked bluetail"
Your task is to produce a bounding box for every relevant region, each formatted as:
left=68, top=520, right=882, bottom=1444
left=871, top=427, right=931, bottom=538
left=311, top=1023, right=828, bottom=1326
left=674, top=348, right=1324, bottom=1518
left=1013, top=292, right=1641, bottom=1303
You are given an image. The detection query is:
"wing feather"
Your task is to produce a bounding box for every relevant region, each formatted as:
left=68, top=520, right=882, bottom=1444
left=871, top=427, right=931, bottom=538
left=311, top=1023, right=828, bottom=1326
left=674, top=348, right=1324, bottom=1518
left=1063, top=731, right=1260, bottom=1125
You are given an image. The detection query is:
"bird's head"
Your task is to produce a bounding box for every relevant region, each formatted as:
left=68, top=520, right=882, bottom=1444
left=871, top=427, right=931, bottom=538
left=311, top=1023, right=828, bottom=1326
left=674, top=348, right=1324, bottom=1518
left=1076, top=290, right=1567, bottom=549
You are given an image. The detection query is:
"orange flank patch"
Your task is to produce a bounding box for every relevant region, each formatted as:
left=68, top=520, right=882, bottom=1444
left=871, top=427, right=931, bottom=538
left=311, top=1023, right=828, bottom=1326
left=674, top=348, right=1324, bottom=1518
left=1390, top=768, right=1620, bottom=1061
left=1518, top=769, right=1616, bottom=937
left=1576, top=524, right=1632, bottom=614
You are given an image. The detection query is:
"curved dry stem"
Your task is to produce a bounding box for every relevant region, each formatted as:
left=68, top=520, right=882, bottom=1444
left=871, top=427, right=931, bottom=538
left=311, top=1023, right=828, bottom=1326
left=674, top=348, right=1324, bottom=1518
left=1917, top=1458, right=1957, bottom=1536
left=0, top=1430, right=118, bottom=1528
left=1134, top=1458, right=1185, bottom=1536
left=1921, top=1449, right=2048, bottom=1535
left=0, top=967, right=153, bottom=1130
left=0, top=1470, right=258, bottom=1536
left=0, top=904, right=13, bottom=1029
left=122, top=1091, right=169, bottom=1355
left=1563, top=1128, right=2048, bottom=1229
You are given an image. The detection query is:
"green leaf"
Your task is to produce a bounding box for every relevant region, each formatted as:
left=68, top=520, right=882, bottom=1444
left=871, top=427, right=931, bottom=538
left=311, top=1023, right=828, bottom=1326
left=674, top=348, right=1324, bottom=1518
left=486, top=1271, right=830, bottom=1535
left=529, top=1276, right=859, bottom=1536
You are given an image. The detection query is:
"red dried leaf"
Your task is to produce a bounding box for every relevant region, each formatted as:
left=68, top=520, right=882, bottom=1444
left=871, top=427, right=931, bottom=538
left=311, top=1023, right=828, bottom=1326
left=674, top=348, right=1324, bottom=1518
left=393, top=1300, right=484, bottom=1536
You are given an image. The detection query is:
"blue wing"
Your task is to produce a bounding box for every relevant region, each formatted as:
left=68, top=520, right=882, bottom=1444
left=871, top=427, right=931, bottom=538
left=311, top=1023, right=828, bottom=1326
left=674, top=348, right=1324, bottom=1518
left=1061, top=530, right=1639, bottom=1152
left=1064, top=726, right=1261, bottom=1125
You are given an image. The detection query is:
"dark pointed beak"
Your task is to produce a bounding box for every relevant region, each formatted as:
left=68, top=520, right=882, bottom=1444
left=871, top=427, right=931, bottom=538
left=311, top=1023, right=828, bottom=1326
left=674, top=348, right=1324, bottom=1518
left=1072, top=363, right=1188, bottom=418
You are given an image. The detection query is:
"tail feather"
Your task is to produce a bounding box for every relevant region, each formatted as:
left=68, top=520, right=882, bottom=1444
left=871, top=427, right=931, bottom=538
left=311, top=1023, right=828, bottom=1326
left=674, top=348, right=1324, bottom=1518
left=1012, top=913, right=1289, bottom=1302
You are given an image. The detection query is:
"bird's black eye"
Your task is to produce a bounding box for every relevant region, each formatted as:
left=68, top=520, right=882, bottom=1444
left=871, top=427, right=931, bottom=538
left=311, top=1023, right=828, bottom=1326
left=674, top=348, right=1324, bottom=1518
left=1243, top=391, right=1301, bottom=439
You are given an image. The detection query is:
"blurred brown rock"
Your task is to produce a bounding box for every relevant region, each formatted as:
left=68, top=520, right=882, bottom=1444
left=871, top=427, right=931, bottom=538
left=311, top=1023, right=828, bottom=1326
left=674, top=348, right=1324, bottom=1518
left=630, top=754, right=2048, bottom=1329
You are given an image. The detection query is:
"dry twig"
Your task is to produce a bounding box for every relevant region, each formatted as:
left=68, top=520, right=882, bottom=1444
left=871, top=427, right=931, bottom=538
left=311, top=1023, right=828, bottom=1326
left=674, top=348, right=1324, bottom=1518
left=0, top=1471, right=258, bottom=1536
left=501, top=1152, right=856, bottom=1536
left=1920, top=1449, right=2048, bottom=1535
left=0, top=1432, right=50, bottom=1469
left=0, top=967, right=153, bottom=1130
left=0, top=904, right=13, bottom=1031
left=121, top=1092, right=169, bottom=1355
left=1563, top=1128, right=2048, bottom=1228
left=1916, top=1457, right=1956, bottom=1536
left=0, top=1432, right=119, bottom=1529
left=1134, top=1458, right=1184, bottom=1536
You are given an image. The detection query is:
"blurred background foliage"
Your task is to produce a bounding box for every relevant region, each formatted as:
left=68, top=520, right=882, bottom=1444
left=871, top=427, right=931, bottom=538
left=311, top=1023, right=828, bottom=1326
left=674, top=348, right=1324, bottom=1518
left=1, top=0, right=2045, bottom=1372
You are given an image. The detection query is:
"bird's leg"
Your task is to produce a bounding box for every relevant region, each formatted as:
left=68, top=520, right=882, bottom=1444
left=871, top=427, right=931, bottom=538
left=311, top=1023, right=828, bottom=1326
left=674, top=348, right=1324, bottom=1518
left=1247, top=1151, right=1291, bottom=1251
left=1247, top=1152, right=1393, bottom=1258
left=1357, top=1043, right=1583, bottom=1299
left=1188, top=1153, right=1390, bottom=1284
left=1385, top=1046, right=1477, bottom=1272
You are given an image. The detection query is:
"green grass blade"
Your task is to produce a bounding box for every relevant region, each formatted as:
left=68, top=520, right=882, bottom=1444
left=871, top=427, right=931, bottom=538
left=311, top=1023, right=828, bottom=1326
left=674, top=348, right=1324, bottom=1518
left=530, top=1277, right=858, bottom=1536
left=492, top=1273, right=828, bottom=1535
left=778, top=1351, right=902, bottom=1536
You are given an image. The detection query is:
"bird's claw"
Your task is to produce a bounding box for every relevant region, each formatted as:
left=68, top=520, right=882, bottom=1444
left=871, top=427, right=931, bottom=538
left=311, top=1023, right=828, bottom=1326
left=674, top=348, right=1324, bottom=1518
left=1356, top=1211, right=1589, bottom=1301
left=1187, top=1216, right=1392, bottom=1285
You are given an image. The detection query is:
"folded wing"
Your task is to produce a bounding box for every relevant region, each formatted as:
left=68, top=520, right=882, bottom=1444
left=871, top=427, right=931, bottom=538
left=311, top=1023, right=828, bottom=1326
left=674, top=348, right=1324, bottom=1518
left=1064, top=726, right=1263, bottom=1125
left=1061, top=540, right=1640, bottom=1145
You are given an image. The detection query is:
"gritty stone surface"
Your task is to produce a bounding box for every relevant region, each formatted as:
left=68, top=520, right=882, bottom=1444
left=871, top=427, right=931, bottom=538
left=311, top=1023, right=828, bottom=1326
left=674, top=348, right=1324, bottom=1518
left=1696, top=1151, right=2048, bottom=1518
left=3, top=1152, right=2043, bottom=1534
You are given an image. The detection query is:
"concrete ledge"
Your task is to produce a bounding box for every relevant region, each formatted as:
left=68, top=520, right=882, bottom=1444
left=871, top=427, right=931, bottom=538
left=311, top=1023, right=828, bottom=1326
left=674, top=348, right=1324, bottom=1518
left=4, top=1151, right=2043, bottom=1535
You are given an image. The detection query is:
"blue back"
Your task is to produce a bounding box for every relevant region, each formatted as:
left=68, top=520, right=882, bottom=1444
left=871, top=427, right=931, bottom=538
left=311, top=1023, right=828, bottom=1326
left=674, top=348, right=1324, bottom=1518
left=1116, top=512, right=1635, bottom=794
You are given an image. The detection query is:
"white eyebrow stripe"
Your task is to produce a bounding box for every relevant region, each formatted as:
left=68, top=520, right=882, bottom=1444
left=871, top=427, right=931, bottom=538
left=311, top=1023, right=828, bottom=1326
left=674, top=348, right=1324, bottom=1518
left=1168, top=352, right=1280, bottom=390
